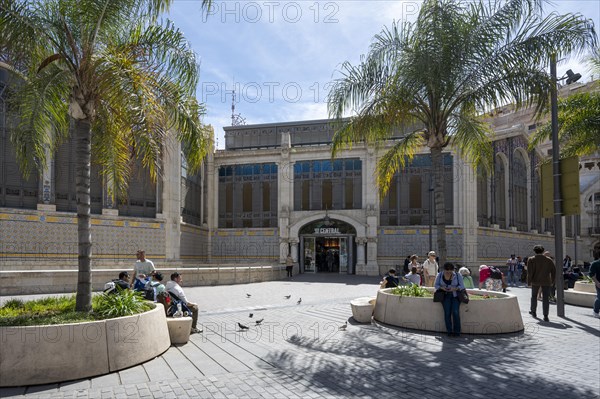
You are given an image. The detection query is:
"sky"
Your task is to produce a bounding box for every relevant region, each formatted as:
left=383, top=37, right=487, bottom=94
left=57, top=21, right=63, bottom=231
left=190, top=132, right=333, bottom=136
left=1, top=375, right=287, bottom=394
left=166, top=1, right=600, bottom=149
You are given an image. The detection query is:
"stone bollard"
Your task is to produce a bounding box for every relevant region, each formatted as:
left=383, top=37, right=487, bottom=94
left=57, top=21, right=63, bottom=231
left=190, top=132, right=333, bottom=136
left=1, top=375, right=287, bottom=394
left=166, top=317, right=193, bottom=344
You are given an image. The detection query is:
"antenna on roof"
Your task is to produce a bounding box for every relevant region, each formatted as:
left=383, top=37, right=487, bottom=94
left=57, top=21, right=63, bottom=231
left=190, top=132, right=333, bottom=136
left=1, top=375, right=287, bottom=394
left=230, top=86, right=246, bottom=126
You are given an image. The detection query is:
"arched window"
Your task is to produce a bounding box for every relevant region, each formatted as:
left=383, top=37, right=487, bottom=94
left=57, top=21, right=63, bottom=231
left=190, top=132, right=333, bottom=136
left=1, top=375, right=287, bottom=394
left=477, top=166, right=489, bottom=227
left=493, top=155, right=507, bottom=228
left=0, top=68, right=39, bottom=209
left=512, top=150, right=528, bottom=231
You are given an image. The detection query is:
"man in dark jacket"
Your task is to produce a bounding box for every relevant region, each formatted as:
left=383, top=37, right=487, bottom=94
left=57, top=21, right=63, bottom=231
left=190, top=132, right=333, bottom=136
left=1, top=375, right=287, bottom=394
left=527, top=245, right=556, bottom=322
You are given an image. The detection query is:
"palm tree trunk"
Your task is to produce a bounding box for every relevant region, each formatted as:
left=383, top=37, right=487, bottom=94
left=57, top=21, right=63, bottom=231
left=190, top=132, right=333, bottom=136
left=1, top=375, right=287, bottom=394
left=431, top=146, right=447, bottom=266
left=74, top=118, right=93, bottom=312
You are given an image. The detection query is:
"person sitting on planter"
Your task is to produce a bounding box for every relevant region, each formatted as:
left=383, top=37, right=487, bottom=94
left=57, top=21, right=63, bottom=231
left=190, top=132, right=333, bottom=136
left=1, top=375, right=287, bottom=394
left=104, top=271, right=131, bottom=294
left=407, top=254, right=422, bottom=285
left=380, top=269, right=400, bottom=289
left=166, top=272, right=202, bottom=334
left=434, top=262, right=466, bottom=337
left=405, top=266, right=421, bottom=286
left=459, top=267, right=474, bottom=289
left=145, top=272, right=166, bottom=301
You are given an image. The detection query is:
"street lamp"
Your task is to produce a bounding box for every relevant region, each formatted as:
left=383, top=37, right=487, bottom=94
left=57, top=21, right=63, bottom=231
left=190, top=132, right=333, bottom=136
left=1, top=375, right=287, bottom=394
left=549, top=55, right=581, bottom=318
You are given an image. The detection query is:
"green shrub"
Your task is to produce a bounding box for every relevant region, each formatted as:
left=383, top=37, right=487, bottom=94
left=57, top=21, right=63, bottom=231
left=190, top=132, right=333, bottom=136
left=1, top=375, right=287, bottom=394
left=0, top=292, right=152, bottom=327
left=390, top=284, right=431, bottom=297
left=93, top=289, right=152, bottom=318
left=580, top=275, right=593, bottom=283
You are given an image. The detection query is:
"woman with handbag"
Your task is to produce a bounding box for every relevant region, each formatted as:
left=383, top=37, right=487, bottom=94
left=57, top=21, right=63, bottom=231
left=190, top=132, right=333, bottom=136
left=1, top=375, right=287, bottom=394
left=434, top=262, right=466, bottom=337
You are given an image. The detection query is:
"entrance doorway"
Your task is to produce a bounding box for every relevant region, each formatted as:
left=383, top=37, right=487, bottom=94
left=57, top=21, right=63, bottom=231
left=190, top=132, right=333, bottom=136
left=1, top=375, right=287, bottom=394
left=298, top=218, right=356, bottom=274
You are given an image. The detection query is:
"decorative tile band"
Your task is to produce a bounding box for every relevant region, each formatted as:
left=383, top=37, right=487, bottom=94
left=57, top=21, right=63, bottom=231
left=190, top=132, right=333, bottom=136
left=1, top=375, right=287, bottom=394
left=0, top=213, right=163, bottom=229
left=213, top=229, right=278, bottom=237
left=379, top=228, right=462, bottom=235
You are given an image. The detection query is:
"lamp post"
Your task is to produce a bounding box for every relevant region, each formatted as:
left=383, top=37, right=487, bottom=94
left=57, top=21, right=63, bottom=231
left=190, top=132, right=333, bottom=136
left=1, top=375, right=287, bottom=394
left=429, top=174, right=433, bottom=251
left=550, top=54, right=565, bottom=317
left=549, top=55, right=581, bottom=317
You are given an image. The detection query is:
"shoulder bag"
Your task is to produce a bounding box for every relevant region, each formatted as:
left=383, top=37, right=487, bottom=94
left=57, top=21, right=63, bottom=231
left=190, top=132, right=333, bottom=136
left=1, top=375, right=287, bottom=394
left=433, top=289, right=445, bottom=302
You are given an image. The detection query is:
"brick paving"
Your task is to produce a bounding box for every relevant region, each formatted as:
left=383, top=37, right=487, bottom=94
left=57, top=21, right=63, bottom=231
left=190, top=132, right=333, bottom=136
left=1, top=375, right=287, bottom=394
left=1, top=274, right=599, bottom=398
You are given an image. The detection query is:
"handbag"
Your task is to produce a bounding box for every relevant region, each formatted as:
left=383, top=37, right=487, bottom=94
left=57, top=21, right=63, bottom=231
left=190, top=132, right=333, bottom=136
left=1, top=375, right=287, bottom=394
left=457, top=289, right=469, bottom=304
left=433, top=289, right=445, bottom=302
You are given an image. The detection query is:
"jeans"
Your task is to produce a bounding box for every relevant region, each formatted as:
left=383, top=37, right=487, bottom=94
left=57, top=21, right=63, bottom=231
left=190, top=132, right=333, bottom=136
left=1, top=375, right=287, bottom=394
left=594, top=286, right=600, bottom=314
left=515, top=270, right=522, bottom=285
left=531, top=285, right=551, bottom=317
left=507, top=270, right=516, bottom=286
left=442, top=293, right=461, bottom=334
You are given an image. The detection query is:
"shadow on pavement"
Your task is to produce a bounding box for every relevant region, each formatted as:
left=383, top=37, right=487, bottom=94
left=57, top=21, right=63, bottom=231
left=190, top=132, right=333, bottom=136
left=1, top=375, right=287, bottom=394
left=266, top=318, right=597, bottom=398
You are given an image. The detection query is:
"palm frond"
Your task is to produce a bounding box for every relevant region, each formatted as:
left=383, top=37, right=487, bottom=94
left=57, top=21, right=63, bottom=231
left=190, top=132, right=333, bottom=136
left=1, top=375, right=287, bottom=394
left=376, top=132, right=426, bottom=195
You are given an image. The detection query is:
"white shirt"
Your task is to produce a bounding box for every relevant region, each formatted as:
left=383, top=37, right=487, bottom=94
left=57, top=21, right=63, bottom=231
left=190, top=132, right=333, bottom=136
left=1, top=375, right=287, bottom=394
left=135, top=260, right=155, bottom=276
left=423, top=258, right=438, bottom=276
left=165, top=280, right=189, bottom=304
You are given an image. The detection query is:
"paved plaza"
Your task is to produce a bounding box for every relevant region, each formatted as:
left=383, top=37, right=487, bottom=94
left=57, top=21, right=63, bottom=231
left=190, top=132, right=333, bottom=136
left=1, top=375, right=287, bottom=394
left=1, top=274, right=599, bottom=399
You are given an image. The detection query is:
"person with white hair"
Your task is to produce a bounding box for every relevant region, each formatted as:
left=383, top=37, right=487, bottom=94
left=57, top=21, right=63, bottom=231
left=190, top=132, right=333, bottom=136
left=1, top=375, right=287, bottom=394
left=459, top=267, right=474, bottom=289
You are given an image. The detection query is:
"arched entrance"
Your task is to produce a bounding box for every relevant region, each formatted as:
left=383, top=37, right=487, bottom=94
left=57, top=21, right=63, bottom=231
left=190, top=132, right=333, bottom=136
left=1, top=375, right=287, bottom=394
left=299, top=219, right=357, bottom=274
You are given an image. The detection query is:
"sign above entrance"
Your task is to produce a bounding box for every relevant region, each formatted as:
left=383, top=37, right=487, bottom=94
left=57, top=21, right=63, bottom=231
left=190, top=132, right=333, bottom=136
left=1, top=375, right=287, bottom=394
left=299, top=218, right=357, bottom=235
left=314, top=227, right=340, bottom=235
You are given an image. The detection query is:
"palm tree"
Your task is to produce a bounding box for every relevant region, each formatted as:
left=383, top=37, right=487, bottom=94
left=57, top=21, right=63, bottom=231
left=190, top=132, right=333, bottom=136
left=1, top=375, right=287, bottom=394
left=0, top=0, right=211, bottom=311
left=328, top=0, right=596, bottom=265
left=529, top=49, right=600, bottom=156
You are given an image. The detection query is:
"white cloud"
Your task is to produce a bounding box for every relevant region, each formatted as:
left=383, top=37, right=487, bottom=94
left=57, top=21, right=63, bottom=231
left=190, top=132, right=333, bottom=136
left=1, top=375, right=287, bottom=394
left=170, top=0, right=600, bottom=149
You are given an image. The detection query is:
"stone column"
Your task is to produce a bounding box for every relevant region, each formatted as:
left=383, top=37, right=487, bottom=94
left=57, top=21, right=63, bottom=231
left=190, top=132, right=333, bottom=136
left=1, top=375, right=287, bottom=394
left=279, top=238, right=289, bottom=264
left=278, top=131, right=293, bottom=264
left=355, top=237, right=367, bottom=275
left=289, top=239, right=299, bottom=263
left=365, top=236, right=379, bottom=276
left=456, top=156, right=478, bottom=271
left=37, top=145, right=56, bottom=212
left=156, top=134, right=181, bottom=261
left=364, top=145, right=379, bottom=275
left=206, top=148, right=216, bottom=263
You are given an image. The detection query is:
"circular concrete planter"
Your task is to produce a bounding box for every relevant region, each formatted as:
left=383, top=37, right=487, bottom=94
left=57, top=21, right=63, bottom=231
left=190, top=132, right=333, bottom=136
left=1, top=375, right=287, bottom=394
left=0, top=304, right=170, bottom=387
left=373, top=288, right=524, bottom=334
left=564, top=282, right=597, bottom=307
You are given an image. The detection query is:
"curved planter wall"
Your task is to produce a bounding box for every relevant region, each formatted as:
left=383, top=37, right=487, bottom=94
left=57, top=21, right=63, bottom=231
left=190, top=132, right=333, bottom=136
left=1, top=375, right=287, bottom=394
left=564, top=282, right=597, bottom=307
left=573, top=282, right=596, bottom=293
left=373, top=288, right=524, bottom=334
left=0, top=304, right=170, bottom=387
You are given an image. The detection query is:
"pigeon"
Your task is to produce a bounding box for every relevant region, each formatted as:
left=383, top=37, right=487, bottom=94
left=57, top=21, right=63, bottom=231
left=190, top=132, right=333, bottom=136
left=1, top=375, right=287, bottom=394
left=249, top=313, right=254, bottom=318
left=284, top=295, right=291, bottom=299
left=246, top=293, right=252, bottom=298
left=297, top=298, right=302, bottom=305
left=238, top=322, right=249, bottom=330
left=255, top=318, right=264, bottom=325
left=339, top=321, right=348, bottom=331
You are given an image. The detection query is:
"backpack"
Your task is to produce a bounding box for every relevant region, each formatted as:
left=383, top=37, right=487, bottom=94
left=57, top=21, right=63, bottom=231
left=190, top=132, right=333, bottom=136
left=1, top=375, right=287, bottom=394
left=156, top=291, right=171, bottom=315
left=143, top=285, right=155, bottom=301
left=166, top=291, right=192, bottom=317
left=103, top=281, right=116, bottom=294
left=143, top=281, right=163, bottom=301
left=104, top=279, right=127, bottom=294
left=490, top=266, right=503, bottom=280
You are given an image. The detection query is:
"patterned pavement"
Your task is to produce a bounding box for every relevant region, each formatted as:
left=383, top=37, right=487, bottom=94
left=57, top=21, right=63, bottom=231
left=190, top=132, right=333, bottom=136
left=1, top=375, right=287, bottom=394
left=1, top=274, right=599, bottom=398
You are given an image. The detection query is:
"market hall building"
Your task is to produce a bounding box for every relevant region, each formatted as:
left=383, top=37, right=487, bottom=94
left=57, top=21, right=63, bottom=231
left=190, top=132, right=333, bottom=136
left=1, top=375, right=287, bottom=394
left=1, top=65, right=599, bottom=274
left=215, top=117, right=591, bottom=276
